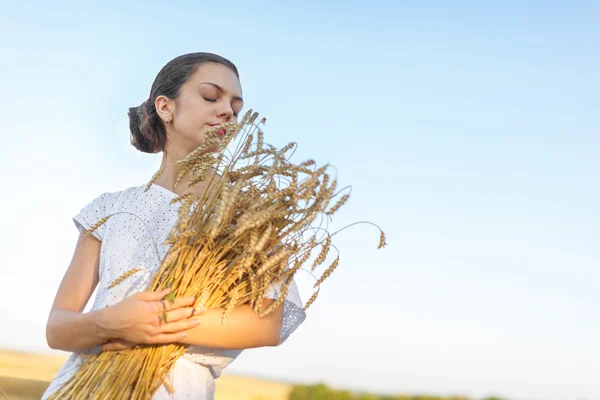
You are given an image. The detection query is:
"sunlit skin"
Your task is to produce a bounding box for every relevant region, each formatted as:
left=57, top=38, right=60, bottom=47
left=45, top=62, right=283, bottom=355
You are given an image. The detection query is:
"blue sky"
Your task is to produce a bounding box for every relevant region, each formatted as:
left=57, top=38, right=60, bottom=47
left=0, top=2, right=598, bottom=400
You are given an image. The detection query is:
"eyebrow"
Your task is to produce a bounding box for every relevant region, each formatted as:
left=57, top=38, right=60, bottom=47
left=198, top=82, right=243, bottom=103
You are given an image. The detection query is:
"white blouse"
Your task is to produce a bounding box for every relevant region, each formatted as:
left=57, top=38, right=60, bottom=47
left=42, top=183, right=306, bottom=399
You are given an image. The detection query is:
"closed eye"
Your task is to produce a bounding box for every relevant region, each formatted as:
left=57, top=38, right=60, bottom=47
left=204, top=96, right=239, bottom=117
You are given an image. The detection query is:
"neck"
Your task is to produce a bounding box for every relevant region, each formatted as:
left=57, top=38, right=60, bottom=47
left=154, top=148, right=215, bottom=197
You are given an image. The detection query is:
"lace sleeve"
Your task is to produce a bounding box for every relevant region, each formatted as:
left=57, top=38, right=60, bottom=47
left=264, top=279, right=306, bottom=344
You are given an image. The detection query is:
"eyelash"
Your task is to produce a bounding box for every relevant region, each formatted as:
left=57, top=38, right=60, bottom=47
left=203, top=96, right=239, bottom=117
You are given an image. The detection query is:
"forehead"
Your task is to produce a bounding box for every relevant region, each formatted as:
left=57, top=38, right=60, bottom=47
left=186, top=62, right=242, bottom=97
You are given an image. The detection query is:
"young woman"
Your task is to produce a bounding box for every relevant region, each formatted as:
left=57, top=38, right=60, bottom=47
left=42, top=52, right=305, bottom=399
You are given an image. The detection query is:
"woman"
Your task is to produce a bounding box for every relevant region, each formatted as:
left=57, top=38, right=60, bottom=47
left=42, top=52, right=305, bottom=399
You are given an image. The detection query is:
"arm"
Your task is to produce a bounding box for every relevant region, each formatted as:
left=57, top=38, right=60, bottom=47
left=45, top=230, right=110, bottom=352
left=46, top=230, right=199, bottom=353
left=101, top=298, right=284, bottom=352
left=179, top=299, right=284, bottom=349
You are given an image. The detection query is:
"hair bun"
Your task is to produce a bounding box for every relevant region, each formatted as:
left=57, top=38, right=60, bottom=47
left=129, top=100, right=163, bottom=153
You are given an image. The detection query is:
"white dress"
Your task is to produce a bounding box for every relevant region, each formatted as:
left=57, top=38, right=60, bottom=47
left=42, top=183, right=306, bottom=399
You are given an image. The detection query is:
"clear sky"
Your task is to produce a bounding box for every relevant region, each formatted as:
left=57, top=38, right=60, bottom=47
left=0, top=1, right=598, bottom=400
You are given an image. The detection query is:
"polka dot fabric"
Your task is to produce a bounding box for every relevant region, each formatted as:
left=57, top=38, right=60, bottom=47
left=42, top=184, right=306, bottom=399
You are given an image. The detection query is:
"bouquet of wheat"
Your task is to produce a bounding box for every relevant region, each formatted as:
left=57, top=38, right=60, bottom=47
left=48, top=110, right=386, bottom=399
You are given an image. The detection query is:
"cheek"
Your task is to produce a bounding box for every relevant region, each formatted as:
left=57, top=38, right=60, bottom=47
left=179, top=97, right=210, bottom=123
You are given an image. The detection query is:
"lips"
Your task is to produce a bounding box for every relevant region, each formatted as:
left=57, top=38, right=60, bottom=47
left=208, top=124, right=226, bottom=138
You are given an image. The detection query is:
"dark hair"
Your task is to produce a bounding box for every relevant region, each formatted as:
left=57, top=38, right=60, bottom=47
left=128, top=52, right=240, bottom=154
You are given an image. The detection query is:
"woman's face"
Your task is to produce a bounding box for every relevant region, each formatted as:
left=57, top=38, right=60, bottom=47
left=160, top=62, right=243, bottom=155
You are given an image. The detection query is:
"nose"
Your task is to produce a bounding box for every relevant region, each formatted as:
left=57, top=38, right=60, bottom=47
left=217, top=101, right=235, bottom=121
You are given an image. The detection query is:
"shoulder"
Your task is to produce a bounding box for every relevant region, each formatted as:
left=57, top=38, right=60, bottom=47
left=72, top=185, right=150, bottom=240
left=86, top=187, right=131, bottom=210
left=76, top=184, right=150, bottom=219
left=93, top=184, right=152, bottom=202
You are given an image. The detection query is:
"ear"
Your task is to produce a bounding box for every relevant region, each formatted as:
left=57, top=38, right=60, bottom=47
left=155, top=95, right=174, bottom=123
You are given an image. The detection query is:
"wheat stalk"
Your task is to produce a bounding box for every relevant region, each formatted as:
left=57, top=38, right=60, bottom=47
left=49, top=109, right=386, bottom=399
left=108, top=268, right=142, bottom=289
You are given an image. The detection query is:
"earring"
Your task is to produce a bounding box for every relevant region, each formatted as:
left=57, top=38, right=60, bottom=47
left=165, top=119, right=169, bottom=125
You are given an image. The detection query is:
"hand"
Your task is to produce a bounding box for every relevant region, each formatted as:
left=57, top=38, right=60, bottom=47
left=97, top=289, right=203, bottom=346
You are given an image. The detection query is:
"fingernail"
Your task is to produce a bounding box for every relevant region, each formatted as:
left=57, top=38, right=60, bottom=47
left=181, top=332, right=188, bottom=337
left=194, top=320, right=201, bottom=326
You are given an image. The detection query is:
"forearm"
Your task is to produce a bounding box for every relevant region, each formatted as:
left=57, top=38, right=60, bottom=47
left=179, top=303, right=283, bottom=350
left=46, top=308, right=109, bottom=353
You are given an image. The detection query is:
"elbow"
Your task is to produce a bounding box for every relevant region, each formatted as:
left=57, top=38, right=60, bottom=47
left=263, top=334, right=280, bottom=347
left=249, top=323, right=280, bottom=348
left=265, top=312, right=284, bottom=347
left=245, top=330, right=279, bottom=348
left=45, top=313, right=65, bottom=351
left=46, top=320, right=59, bottom=350
left=264, top=324, right=282, bottom=347
left=47, top=338, right=60, bottom=350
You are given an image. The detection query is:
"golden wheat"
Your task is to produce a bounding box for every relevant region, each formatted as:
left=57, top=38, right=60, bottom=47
left=108, top=268, right=142, bottom=289
left=83, top=215, right=111, bottom=237
left=50, top=109, right=385, bottom=399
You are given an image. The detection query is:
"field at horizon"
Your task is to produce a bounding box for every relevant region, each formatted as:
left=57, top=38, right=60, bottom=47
left=0, top=349, right=291, bottom=400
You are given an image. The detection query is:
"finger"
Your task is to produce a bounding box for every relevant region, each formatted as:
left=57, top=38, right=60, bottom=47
left=135, top=289, right=171, bottom=301
left=160, top=318, right=201, bottom=334
left=164, top=307, right=200, bottom=322
left=192, top=306, right=206, bottom=316
left=147, top=331, right=189, bottom=345
left=155, top=296, right=196, bottom=313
